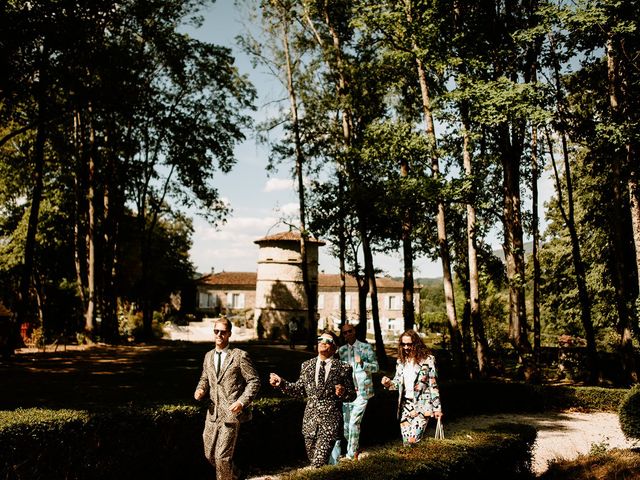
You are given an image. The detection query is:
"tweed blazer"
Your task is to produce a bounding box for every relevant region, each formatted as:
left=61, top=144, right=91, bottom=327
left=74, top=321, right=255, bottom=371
left=388, top=355, right=441, bottom=419
left=196, top=347, right=260, bottom=424
left=336, top=339, right=379, bottom=400
left=280, top=357, right=356, bottom=439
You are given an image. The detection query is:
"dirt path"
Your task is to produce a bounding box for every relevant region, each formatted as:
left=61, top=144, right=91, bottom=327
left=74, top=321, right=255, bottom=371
left=446, top=411, right=636, bottom=475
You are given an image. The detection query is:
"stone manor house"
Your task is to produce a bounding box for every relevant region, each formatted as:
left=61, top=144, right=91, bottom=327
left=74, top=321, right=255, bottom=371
left=195, top=231, right=421, bottom=340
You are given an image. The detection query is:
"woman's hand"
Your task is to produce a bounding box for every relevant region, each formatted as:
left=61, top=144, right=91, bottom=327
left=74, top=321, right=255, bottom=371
left=381, top=376, right=392, bottom=388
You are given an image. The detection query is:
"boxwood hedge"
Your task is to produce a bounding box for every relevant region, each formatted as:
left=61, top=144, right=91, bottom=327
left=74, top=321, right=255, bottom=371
left=0, top=381, right=627, bottom=479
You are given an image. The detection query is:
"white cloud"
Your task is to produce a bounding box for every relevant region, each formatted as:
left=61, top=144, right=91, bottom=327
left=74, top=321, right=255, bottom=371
left=279, top=202, right=300, bottom=217
left=264, top=178, right=295, bottom=192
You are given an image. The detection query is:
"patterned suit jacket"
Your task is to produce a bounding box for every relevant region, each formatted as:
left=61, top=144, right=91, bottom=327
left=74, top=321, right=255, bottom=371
left=388, top=355, right=441, bottom=418
left=280, top=357, right=356, bottom=441
left=196, top=347, right=261, bottom=426
left=336, top=339, right=379, bottom=400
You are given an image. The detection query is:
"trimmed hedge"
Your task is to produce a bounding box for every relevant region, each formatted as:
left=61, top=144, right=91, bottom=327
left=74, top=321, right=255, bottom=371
left=0, top=381, right=627, bottom=479
left=0, top=399, right=311, bottom=480
left=281, top=423, right=537, bottom=480
left=619, top=385, right=640, bottom=440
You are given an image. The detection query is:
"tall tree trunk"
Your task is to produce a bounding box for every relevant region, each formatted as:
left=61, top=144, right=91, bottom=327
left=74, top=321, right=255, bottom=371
left=414, top=53, right=464, bottom=373
left=276, top=8, right=318, bottom=349
left=453, top=0, right=489, bottom=375
left=339, top=175, right=347, bottom=326
left=84, top=104, right=97, bottom=338
left=500, top=126, right=534, bottom=380
left=607, top=34, right=639, bottom=383
left=100, top=146, right=119, bottom=344
left=462, top=114, right=489, bottom=376
left=17, top=91, right=47, bottom=333
left=531, top=125, right=541, bottom=367
left=363, top=234, right=387, bottom=368
left=400, top=157, right=415, bottom=330
left=310, top=2, right=386, bottom=365
left=546, top=129, right=600, bottom=384
left=73, top=111, right=88, bottom=319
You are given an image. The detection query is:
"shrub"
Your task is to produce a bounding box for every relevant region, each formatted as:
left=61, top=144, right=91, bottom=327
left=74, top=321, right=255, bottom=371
left=619, top=384, right=640, bottom=440
left=280, top=423, right=537, bottom=480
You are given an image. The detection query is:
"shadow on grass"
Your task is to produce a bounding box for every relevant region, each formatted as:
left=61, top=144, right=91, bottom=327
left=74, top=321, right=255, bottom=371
left=0, top=341, right=317, bottom=410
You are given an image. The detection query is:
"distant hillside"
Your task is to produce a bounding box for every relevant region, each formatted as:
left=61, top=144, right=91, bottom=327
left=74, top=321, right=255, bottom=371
left=397, top=241, right=535, bottom=285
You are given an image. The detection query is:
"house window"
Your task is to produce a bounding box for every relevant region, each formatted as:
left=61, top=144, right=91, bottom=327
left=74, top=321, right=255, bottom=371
left=207, top=293, right=215, bottom=307
left=345, top=294, right=352, bottom=310
left=387, top=295, right=400, bottom=310
left=226, top=292, right=245, bottom=309
left=387, top=318, right=396, bottom=331
left=199, top=292, right=208, bottom=308
left=318, top=294, right=325, bottom=309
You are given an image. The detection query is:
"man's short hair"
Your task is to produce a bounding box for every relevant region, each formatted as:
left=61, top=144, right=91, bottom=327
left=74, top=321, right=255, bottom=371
left=214, top=316, right=233, bottom=332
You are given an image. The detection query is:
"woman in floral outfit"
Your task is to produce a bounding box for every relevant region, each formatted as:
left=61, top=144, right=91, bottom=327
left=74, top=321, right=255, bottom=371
left=381, top=329, right=442, bottom=445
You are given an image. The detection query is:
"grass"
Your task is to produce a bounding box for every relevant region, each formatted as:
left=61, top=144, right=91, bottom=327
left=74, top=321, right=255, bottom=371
left=540, top=449, right=640, bottom=480
left=0, top=340, right=342, bottom=410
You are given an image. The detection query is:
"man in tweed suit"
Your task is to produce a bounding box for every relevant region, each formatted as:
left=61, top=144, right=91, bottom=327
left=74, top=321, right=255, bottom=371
left=194, top=317, right=260, bottom=480
left=330, top=323, right=379, bottom=461
left=269, top=330, right=356, bottom=468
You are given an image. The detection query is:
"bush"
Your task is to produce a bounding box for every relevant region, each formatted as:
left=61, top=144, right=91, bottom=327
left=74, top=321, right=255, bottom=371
left=0, top=381, right=624, bottom=479
left=280, top=423, right=537, bottom=480
left=0, top=399, right=310, bottom=480
left=619, top=384, right=640, bottom=440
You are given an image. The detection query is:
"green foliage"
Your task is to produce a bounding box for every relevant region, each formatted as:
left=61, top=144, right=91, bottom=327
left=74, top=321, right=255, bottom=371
left=0, top=400, right=536, bottom=480
left=0, top=377, right=626, bottom=479
left=281, top=424, right=536, bottom=480
left=619, top=385, right=640, bottom=441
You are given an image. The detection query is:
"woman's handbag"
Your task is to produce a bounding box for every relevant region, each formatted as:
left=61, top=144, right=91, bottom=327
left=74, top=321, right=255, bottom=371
left=434, top=416, right=445, bottom=440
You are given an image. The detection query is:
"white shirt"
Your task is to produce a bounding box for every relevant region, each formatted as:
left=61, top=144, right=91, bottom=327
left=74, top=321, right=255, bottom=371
left=402, top=360, right=420, bottom=399
left=315, top=357, right=333, bottom=386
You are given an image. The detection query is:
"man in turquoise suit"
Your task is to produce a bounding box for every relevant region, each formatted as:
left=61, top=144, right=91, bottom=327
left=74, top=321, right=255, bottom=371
left=331, top=323, right=379, bottom=461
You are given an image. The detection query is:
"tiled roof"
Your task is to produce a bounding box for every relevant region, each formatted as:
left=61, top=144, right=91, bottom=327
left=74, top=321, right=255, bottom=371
left=197, top=271, right=257, bottom=287
left=198, top=271, right=420, bottom=290
left=318, top=274, right=416, bottom=289
left=254, top=230, right=325, bottom=245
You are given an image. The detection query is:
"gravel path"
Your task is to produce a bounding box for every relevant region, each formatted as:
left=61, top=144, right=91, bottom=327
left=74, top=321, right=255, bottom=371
left=446, top=411, right=637, bottom=475
left=249, top=411, right=637, bottom=479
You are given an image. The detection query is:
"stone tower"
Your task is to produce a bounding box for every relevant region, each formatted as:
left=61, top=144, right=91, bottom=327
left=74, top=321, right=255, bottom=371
left=253, top=230, right=325, bottom=340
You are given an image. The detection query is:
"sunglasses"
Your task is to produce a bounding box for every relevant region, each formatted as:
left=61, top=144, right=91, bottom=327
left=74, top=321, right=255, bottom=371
left=214, top=329, right=229, bottom=335
left=317, top=337, right=335, bottom=345
left=342, top=329, right=355, bottom=334
left=401, top=342, right=413, bottom=347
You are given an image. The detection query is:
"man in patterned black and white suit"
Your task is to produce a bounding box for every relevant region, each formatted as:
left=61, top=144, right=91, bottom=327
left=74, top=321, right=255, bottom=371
left=270, top=329, right=356, bottom=468
left=194, top=317, right=260, bottom=480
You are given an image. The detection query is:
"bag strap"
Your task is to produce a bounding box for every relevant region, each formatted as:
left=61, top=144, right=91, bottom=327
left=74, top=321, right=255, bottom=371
left=434, top=416, right=445, bottom=439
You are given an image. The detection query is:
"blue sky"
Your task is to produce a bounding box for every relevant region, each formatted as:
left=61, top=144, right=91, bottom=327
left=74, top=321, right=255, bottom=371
left=184, top=1, right=554, bottom=279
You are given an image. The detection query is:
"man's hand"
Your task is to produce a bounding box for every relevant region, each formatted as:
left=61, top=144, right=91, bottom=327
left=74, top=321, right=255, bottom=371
left=335, top=384, right=345, bottom=397
left=354, top=353, right=361, bottom=365
left=194, top=388, right=206, bottom=401
left=230, top=401, right=243, bottom=415
left=269, top=373, right=282, bottom=387
left=381, top=376, right=392, bottom=388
